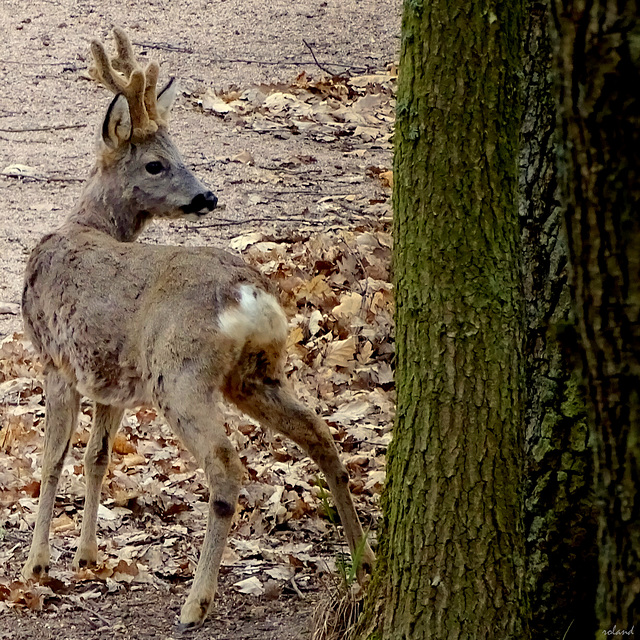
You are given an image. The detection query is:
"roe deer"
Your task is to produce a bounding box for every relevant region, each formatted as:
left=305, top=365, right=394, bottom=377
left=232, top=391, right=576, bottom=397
left=21, top=28, right=374, bottom=629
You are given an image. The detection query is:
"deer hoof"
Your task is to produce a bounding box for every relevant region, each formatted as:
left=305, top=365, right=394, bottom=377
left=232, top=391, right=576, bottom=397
left=176, top=620, right=202, bottom=634
left=22, top=551, right=51, bottom=581
left=356, top=547, right=376, bottom=584
left=72, top=543, right=98, bottom=570
left=178, top=598, right=210, bottom=631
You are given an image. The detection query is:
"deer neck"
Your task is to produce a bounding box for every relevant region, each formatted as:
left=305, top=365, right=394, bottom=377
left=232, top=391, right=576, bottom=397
left=66, top=167, right=151, bottom=243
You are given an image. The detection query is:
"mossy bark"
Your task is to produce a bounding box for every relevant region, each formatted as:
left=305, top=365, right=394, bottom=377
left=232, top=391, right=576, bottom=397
left=519, top=3, right=598, bottom=638
left=551, top=0, right=640, bottom=630
left=353, top=1, right=528, bottom=638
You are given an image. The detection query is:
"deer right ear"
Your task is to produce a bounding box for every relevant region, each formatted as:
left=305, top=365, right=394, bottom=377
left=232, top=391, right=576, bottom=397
left=102, top=93, right=132, bottom=148
left=156, top=78, right=178, bottom=124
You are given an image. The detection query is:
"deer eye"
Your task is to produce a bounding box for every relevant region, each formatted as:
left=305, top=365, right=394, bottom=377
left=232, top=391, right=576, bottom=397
left=145, top=161, right=164, bottom=175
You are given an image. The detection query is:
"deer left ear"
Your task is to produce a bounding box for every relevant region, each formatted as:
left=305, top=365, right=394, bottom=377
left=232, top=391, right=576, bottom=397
left=156, top=78, right=178, bottom=124
left=102, top=93, right=132, bottom=148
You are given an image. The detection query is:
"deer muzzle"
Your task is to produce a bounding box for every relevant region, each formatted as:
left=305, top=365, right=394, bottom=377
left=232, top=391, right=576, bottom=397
left=182, top=191, right=218, bottom=216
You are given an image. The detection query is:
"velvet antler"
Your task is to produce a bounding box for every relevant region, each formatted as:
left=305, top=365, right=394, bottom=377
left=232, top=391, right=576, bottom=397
left=90, top=27, right=162, bottom=140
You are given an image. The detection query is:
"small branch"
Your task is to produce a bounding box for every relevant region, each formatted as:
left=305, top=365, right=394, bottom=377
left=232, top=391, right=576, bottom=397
left=0, top=172, right=84, bottom=183
left=289, top=576, right=305, bottom=600
left=202, top=55, right=369, bottom=74
left=0, top=59, right=71, bottom=66
left=76, top=604, right=113, bottom=628
left=0, top=124, right=86, bottom=133
left=133, top=40, right=194, bottom=54
left=196, top=216, right=327, bottom=229
left=0, top=302, right=20, bottom=315
left=136, top=35, right=374, bottom=73
left=254, top=164, right=323, bottom=175
left=302, top=40, right=343, bottom=75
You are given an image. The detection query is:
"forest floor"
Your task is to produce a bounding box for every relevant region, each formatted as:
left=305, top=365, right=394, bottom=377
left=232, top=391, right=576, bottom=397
left=0, top=1, right=399, bottom=638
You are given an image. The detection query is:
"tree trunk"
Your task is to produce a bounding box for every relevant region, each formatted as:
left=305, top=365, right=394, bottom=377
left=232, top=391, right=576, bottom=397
left=519, top=3, right=598, bottom=638
left=354, top=1, right=528, bottom=638
left=551, top=0, right=640, bottom=631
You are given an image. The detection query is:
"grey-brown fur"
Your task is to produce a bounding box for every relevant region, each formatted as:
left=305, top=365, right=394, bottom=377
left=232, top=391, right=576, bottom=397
left=21, top=29, right=374, bottom=630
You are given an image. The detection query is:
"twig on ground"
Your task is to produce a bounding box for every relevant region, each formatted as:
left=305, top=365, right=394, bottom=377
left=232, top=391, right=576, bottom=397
left=290, top=576, right=305, bottom=600
left=199, top=54, right=369, bottom=74
left=0, top=172, right=84, bottom=183
left=197, top=216, right=326, bottom=229
left=76, top=604, right=113, bottom=628
left=340, top=239, right=369, bottom=297
left=254, top=164, right=323, bottom=175
left=132, top=38, right=349, bottom=71
left=0, top=59, right=71, bottom=66
left=0, top=124, right=86, bottom=133
left=133, top=41, right=194, bottom=54
left=302, top=40, right=344, bottom=76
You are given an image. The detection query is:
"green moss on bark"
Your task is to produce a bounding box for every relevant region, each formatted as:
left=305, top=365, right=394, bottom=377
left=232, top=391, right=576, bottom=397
left=354, top=1, right=528, bottom=638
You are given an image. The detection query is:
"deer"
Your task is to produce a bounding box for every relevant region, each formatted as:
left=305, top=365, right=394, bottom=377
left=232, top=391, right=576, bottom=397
left=20, top=28, right=374, bottom=630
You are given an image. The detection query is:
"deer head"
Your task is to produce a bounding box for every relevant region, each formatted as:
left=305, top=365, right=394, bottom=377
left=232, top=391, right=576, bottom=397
left=85, top=28, right=217, bottom=233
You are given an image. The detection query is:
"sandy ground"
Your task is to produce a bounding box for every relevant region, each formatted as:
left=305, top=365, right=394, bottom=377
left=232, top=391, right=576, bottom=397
left=0, top=1, right=399, bottom=637
left=0, top=0, right=400, bottom=339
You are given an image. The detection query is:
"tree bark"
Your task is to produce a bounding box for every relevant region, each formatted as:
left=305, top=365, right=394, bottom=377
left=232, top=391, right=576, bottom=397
left=520, top=3, right=598, bottom=638
left=354, top=1, right=528, bottom=638
left=551, top=0, right=640, bottom=631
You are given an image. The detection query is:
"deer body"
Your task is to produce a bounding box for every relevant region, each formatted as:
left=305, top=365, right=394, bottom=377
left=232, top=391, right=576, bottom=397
left=21, top=29, right=373, bottom=630
left=24, top=226, right=274, bottom=408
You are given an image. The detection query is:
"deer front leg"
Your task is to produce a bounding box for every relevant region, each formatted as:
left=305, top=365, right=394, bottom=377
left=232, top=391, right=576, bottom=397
left=22, top=369, right=80, bottom=580
left=235, top=384, right=375, bottom=578
left=158, top=391, right=243, bottom=630
left=73, top=403, right=124, bottom=569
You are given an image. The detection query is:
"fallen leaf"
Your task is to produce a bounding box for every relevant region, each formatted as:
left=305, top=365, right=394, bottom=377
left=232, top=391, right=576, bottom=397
left=112, top=433, right=136, bottom=455
left=308, top=309, right=323, bottom=336
left=122, top=453, right=146, bottom=468
left=232, top=150, right=255, bottom=165
left=201, top=90, right=236, bottom=114
left=328, top=400, right=373, bottom=426
left=2, top=164, right=37, bottom=177
left=324, top=336, right=356, bottom=368
left=230, top=232, right=264, bottom=251
left=332, top=292, right=362, bottom=319
left=52, top=513, right=76, bottom=533
left=265, top=565, right=295, bottom=581
left=234, top=576, right=265, bottom=596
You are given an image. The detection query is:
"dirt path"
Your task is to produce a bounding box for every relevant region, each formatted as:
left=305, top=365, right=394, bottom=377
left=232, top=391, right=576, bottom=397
left=0, top=1, right=398, bottom=637
left=2, top=570, right=314, bottom=640
left=0, top=0, right=399, bottom=339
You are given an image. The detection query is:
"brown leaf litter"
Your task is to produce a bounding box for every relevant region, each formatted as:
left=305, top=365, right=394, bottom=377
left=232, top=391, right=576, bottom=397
left=0, top=221, right=394, bottom=619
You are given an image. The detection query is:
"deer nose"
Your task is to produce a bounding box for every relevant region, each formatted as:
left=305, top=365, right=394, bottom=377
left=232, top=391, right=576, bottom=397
left=183, top=191, right=218, bottom=215
left=202, top=191, right=218, bottom=210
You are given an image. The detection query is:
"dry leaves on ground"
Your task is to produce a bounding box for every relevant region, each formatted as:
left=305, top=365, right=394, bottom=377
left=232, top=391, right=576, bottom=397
left=199, top=70, right=396, bottom=148
left=0, top=222, right=394, bottom=615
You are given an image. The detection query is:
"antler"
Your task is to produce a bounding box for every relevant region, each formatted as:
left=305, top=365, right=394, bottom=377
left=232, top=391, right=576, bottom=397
left=90, top=28, right=162, bottom=140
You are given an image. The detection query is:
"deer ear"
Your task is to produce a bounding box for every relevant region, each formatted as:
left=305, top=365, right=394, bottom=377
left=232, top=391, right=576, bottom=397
left=102, top=93, right=132, bottom=148
left=156, top=78, right=178, bottom=123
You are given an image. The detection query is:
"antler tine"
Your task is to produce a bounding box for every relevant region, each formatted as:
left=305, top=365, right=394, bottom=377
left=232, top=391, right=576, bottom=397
left=89, top=40, right=128, bottom=94
left=111, top=27, right=139, bottom=77
left=110, top=28, right=161, bottom=123
left=143, top=60, right=160, bottom=124
left=89, top=29, right=159, bottom=139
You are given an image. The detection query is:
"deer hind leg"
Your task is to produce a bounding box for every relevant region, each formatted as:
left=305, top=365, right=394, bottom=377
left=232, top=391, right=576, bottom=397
left=22, top=368, right=80, bottom=580
left=232, top=380, right=375, bottom=577
left=73, top=403, right=124, bottom=569
left=155, top=383, right=243, bottom=630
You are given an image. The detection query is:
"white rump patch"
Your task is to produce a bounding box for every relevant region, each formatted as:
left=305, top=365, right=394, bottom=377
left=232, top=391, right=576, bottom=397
left=218, top=284, right=287, bottom=346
